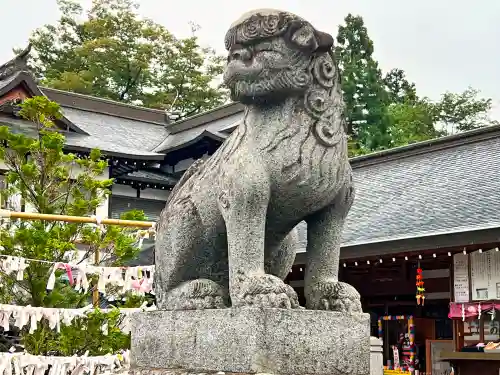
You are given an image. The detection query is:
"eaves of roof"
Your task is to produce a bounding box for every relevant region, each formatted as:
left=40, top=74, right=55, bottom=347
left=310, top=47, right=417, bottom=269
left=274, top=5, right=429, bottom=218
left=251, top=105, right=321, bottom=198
left=293, top=223, right=500, bottom=264
left=165, top=102, right=244, bottom=134
left=152, top=129, right=228, bottom=153
left=63, top=143, right=166, bottom=160
left=122, top=170, right=178, bottom=185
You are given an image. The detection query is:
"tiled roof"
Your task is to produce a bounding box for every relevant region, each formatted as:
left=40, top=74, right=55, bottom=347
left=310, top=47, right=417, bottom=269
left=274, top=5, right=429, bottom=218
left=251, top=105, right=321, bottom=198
left=341, top=134, right=500, bottom=246
left=61, top=107, right=167, bottom=158
left=0, top=114, right=165, bottom=159
left=64, top=132, right=164, bottom=159
left=292, top=133, right=500, bottom=252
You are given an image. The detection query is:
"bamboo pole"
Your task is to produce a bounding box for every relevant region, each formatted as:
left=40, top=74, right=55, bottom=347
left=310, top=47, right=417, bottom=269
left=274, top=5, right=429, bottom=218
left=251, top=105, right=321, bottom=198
left=0, top=210, right=155, bottom=228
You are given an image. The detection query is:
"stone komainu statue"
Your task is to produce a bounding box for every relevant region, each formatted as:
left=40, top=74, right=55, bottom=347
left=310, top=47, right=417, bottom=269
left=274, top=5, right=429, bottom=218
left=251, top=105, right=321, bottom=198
left=155, top=9, right=362, bottom=313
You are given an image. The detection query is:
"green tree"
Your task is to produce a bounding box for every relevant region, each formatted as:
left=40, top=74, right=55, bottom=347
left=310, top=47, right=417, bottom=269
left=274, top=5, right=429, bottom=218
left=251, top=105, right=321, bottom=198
left=336, top=15, right=498, bottom=156
left=387, top=101, right=444, bottom=147
left=335, top=14, right=392, bottom=152
left=25, top=0, right=227, bottom=118
left=431, top=87, right=499, bottom=134
left=383, top=68, right=417, bottom=104
left=0, top=96, right=146, bottom=355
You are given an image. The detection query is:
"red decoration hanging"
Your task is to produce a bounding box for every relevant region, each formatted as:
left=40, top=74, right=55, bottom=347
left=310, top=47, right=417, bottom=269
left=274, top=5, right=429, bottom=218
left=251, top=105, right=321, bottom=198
left=416, top=265, right=425, bottom=305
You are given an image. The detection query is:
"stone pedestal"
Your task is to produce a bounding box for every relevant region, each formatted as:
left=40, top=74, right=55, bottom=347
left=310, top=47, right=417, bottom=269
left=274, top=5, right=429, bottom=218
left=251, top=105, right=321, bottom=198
left=369, top=337, right=383, bottom=375
left=130, top=308, right=370, bottom=375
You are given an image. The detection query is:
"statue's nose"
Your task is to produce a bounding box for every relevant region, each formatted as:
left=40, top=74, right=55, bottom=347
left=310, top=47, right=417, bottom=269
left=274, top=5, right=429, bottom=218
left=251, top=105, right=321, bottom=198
left=230, top=48, right=252, bottom=62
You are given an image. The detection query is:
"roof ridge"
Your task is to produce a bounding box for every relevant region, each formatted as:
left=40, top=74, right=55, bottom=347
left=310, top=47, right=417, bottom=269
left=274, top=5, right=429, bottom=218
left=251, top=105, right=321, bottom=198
left=42, top=87, right=169, bottom=126
left=0, top=44, right=32, bottom=81
left=351, top=124, right=500, bottom=168
left=41, top=87, right=166, bottom=114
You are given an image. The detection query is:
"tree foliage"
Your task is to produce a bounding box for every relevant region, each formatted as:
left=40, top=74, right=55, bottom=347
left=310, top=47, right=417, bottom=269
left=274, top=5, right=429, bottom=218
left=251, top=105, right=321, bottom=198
left=431, top=87, right=499, bottom=133
left=335, top=14, right=392, bottom=152
left=387, top=101, right=444, bottom=148
left=335, top=14, right=497, bottom=156
left=25, top=0, right=227, bottom=119
left=0, top=96, right=145, bottom=354
left=383, top=68, right=417, bottom=104
left=22, top=309, right=130, bottom=356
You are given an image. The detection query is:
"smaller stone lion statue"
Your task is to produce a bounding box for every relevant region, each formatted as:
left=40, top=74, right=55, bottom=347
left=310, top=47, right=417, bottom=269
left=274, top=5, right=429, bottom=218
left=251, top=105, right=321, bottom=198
left=154, top=9, right=362, bottom=313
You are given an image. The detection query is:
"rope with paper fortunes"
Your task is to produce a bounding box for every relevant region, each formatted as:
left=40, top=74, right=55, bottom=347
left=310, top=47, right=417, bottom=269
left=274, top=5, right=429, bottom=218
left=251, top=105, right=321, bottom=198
left=0, top=210, right=157, bottom=358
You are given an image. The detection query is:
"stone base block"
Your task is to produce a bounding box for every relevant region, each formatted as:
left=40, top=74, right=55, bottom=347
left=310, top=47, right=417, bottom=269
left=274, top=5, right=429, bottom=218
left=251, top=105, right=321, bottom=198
left=130, top=308, right=370, bottom=375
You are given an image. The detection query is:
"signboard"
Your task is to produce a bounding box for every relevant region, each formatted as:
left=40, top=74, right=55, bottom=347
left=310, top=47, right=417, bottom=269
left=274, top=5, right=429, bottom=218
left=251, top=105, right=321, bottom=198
left=454, top=250, right=500, bottom=302
left=470, top=250, right=490, bottom=300
left=488, top=250, right=500, bottom=299
left=453, top=253, right=469, bottom=302
left=470, top=249, right=500, bottom=301
left=392, top=346, right=400, bottom=369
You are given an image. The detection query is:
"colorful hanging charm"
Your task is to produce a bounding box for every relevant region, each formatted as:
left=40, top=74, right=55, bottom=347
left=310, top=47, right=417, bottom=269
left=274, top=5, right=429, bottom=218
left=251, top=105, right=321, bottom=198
left=416, top=264, right=425, bottom=305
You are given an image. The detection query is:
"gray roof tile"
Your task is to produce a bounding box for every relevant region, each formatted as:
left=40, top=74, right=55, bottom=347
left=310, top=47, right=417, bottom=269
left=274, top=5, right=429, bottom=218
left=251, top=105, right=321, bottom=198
left=0, top=115, right=164, bottom=159
left=61, top=107, right=168, bottom=153
left=341, top=136, right=500, bottom=246
left=64, top=133, right=164, bottom=159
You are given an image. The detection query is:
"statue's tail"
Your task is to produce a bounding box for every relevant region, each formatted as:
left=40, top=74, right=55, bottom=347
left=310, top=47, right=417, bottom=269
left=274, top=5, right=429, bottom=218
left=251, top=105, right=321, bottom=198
left=165, top=158, right=205, bottom=205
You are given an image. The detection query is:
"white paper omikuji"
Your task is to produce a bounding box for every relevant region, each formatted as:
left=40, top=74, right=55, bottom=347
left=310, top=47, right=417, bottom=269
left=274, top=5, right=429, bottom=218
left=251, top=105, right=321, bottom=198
left=1, top=255, right=156, bottom=296
left=0, top=351, right=129, bottom=375
left=0, top=304, right=156, bottom=333
left=46, top=265, right=57, bottom=291
left=0, top=256, right=28, bottom=281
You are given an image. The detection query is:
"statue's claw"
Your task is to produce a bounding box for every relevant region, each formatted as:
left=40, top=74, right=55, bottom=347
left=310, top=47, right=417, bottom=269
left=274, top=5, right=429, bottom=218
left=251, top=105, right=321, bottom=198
left=232, top=274, right=300, bottom=309
left=162, top=279, right=227, bottom=311
left=306, top=280, right=362, bottom=313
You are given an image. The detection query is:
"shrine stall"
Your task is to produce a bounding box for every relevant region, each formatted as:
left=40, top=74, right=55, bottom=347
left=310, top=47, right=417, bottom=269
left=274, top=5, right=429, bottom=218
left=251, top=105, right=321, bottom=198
left=440, top=249, right=500, bottom=375
left=378, top=315, right=415, bottom=375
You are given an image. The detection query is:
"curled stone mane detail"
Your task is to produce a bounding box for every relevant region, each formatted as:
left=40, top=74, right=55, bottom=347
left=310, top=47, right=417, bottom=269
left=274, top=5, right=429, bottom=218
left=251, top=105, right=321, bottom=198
left=224, top=11, right=297, bottom=50
left=304, top=51, right=346, bottom=147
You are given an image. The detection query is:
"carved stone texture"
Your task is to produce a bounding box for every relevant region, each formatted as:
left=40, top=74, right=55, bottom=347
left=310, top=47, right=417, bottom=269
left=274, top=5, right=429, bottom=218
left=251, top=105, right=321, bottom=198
left=131, top=309, right=370, bottom=375
left=154, top=8, right=361, bottom=312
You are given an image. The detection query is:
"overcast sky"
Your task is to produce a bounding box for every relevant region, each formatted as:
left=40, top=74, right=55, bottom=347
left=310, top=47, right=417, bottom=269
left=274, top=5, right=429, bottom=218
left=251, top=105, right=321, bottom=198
left=1, top=0, right=499, bottom=118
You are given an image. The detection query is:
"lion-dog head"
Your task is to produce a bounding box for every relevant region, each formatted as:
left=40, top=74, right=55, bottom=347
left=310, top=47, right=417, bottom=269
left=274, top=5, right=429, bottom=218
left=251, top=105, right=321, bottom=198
left=223, top=9, right=337, bottom=105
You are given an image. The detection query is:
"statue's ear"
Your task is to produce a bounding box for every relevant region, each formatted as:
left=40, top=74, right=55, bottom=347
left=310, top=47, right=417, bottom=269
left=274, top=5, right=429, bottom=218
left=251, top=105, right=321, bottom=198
left=315, top=31, right=334, bottom=53
left=289, top=22, right=334, bottom=53
left=290, top=23, right=319, bottom=52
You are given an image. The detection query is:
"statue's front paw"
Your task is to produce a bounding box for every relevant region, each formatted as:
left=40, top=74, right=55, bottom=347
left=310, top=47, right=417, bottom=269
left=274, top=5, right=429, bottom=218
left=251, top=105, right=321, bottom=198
left=162, top=279, right=227, bottom=311
left=306, top=280, right=362, bottom=313
left=232, top=274, right=300, bottom=309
